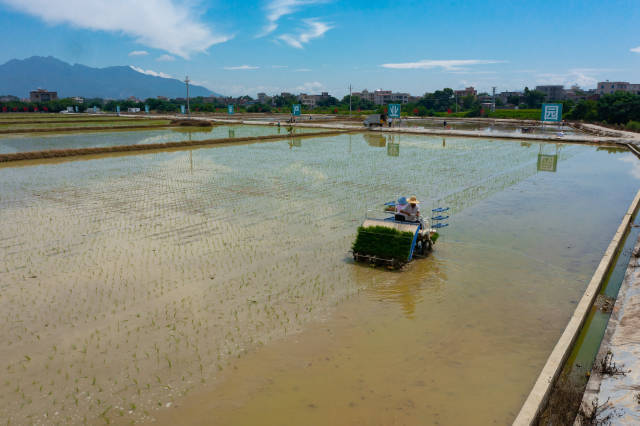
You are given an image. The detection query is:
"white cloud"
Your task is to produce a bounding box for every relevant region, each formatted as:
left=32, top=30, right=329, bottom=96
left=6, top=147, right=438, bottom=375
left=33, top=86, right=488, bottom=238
left=157, top=54, right=176, bottom=62
left=130, top=65, right=172, bottom=79
left=272, top=65, right=288, bottom=69
left=620, top=156, right=640, bottom=179
left=215, top=81, right=324, bottom=97
left=0, top=0, right=231, bottom=59
left=380, top=59, right=506, bottom=71
left=260, top=0, right=327, bottom=36
left=534, top=68, right=615, bottom=88
left=278, top=19, right=332, bottom=48
left=223, top=65, right=260, bottom=70
left=294, top=68, right=311, bottom=72
left=631, top=46, right=640, bottom=53
left=294, top=81, right=323, bottom=92
left=128, top=50, right=149, bottom=56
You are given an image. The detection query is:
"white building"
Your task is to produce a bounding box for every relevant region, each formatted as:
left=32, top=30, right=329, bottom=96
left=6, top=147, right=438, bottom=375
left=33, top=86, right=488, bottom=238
left=596, top=81, right=640, bottom=95
left=353, top=89, right=410, bottom=105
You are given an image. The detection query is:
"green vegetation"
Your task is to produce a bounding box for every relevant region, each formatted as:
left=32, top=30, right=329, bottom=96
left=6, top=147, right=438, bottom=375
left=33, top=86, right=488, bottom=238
left=352, top=226, right=414, bottom=260
left=566, top=92, right=640, bottom=128
left=626, top=121, right=640, bottom=131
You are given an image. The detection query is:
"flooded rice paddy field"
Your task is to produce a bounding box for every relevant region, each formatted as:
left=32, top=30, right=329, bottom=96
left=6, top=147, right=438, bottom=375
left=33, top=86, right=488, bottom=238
left=401, top=118, right=583, bottom=136
left=0, top=119, right=170, bottom=131
left=0, top=132, right=638, bottom=424
left=0, top=125, right=323, bottom=153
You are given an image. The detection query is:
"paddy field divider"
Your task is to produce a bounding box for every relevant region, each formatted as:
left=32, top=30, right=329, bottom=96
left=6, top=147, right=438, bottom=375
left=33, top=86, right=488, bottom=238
left=513, top=188, right=640, bottom=425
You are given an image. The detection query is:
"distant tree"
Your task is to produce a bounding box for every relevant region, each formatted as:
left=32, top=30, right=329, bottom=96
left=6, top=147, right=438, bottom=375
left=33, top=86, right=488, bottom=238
left=507, top=94, right=521, bottom=105
left=462, top=94, right=478, bottom=110
left=246, top=103, right=272, bottom=113
left=523, top=87, right=546, bottom=108
left=597, top=92, right=640, bottom=124
left=340, top=95, right=374, bottom=111
left=316, top=96, right=339, bottom=107
left=567, top=99, right=598, bottom=121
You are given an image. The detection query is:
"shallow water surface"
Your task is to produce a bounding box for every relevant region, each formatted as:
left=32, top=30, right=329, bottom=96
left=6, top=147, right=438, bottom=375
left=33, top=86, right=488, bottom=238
left=0, top=124, right=322, bottom=153
left=0, top=134, right=638, bottom=424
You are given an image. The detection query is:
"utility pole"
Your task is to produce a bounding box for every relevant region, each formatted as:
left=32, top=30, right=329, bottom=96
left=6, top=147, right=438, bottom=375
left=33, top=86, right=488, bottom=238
left=455, top=92, right=458, bottom=113
left=184, top=76, right=191, bottom=117
left=349, top=84, right=352, bottom=116
left=491, top=86, right=496, bottom=112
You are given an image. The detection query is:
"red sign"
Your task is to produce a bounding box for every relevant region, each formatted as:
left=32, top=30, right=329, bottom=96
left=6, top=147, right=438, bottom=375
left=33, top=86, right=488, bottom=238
left=34, top=107, right=38, bottom=112
left=447, top=108, right=452, bottom=114
left=333, top=108, right=338, bottom=113
left=23, top=107, right=28, bottom=112
left=480, top=108, right=485, bottom=115
left=413, top=108, right=418, bottom=115
left=43, top=106, right=48, bottom=111
left=12, top=107, right=17, bottom=111
left=1, top=106, right=6, bottom=112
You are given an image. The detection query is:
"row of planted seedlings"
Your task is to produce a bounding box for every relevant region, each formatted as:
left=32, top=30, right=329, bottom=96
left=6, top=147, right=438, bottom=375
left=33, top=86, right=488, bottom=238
left=0, top=146, right=365, bottom=424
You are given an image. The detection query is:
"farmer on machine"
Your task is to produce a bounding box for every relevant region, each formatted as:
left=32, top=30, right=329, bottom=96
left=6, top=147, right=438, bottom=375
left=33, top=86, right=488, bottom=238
left=398, top=196, right=424, bottom=227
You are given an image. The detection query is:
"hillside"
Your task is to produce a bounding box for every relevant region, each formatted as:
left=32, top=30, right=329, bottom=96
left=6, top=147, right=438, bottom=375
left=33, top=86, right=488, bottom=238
left=0, top=56, right=220, bottom=99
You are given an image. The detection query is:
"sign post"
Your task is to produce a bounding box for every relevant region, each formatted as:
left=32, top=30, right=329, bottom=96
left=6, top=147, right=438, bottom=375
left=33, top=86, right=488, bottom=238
left=292, top=104, right=301, bottom=116
left=541, top=103, right=562, bottom=122
left=388, top=103, right=401, bottom=118
left=116, top=105, right=120, bottom=115
left=180, top=105, right=186, bottom=115
left=227, top=104, right=234, bottom=115
left=145, top=104, right=149, bottom=114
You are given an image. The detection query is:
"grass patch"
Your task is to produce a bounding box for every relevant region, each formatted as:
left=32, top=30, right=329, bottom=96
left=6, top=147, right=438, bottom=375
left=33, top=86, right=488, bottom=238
left=352, top=226, right=414, bottom=260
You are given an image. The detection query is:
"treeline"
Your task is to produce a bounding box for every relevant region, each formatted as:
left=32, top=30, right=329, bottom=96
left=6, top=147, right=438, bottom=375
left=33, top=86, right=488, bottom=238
left=565, top=92, right=640, bottom=130
left=2, top=91, right=640, bottom=130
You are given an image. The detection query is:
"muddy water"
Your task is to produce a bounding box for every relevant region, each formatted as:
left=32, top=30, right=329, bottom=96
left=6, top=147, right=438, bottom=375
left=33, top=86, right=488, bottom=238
left=0, top=133, right=638, bottom=424
left=0, top=124, right=323, bottom=153
left=403, top=118, right=583, bottom=136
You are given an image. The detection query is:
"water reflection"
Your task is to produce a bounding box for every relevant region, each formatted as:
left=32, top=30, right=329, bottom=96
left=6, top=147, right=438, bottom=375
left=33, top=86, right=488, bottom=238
left=537, top=144, right=560, bottom=172
left=353, top=256, right=446, bottom=319
left=288, top=138, right=302, bottom=148
left=597, top=146, right=628, bottom=154
left=363, top=133, right=386, bottom=148
left=387, top=135, right=400, bottom=157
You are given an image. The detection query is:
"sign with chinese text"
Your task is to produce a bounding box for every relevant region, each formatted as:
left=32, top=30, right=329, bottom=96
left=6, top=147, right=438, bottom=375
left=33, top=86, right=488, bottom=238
left=541, top=103, right=562, bottom=122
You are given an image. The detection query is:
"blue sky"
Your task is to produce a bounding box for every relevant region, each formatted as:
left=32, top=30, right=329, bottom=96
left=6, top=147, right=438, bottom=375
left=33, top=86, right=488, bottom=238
left=0, top=0, right=639, bottom=97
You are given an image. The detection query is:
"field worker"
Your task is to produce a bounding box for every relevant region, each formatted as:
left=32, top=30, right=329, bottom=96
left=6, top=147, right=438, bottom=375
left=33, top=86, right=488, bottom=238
left=395, top=196, right=408, bottom=221
left=399, top=196, right=423, bottom=227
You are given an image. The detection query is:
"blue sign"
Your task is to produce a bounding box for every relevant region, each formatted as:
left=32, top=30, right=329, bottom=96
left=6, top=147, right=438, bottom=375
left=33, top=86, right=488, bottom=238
left=116, top=105, right=120, bottom=114
left=292, top=104, right=301, bottom=116
left=74, top=105, right=78, bottom=113
left=388, top=104, right=401, bottom=118
left=180, top=105, right=186, bottom=114
left=227, top=104, right=234, bottom=115
left=93, top=106, right=97, bottom=113
left=541, top=103, right=562, bottom=122
left=145, top=104, right=149, bottom=114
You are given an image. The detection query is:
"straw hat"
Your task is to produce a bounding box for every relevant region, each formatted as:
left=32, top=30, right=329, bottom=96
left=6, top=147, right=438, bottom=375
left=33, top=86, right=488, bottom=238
left=408, top=196, right=420, bottom=204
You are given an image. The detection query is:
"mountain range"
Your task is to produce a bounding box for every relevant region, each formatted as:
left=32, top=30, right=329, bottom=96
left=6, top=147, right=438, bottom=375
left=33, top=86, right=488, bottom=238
left=0, top=56, right=221, bottom=99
